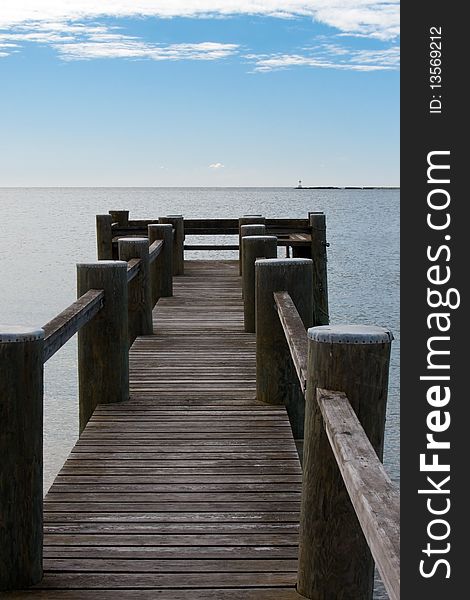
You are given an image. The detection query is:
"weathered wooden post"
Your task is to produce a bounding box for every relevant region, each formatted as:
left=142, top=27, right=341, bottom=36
left=297, top=324, right=393, bottom=600
left=238, top=215, right=265, bottom=274
left=241, top=235, right=277, bottom=332
left=255, top=258, right=313, bottom=439
left=109, top=210, right=129, bottom=226
left=0, top=326, right=44, bottom=591
left=239, top=224, right=266, bottom=276
left=96, top=214, right=113, bottom=259
left=310, top=212, right=329, bottom=325
left=77, top=261, right=129, bottom=433
left=148, top=224, right=173, bottom=302
left=159, top=215, right=184, bottom=275
left=118, top=237, right=153, bottom=344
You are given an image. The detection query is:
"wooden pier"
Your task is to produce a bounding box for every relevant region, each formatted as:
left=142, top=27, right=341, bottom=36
left=1, top=212, right=399, bottom=599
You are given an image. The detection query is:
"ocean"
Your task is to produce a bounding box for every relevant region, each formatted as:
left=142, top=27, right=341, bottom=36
left=0, top=187, right=399, bottom=598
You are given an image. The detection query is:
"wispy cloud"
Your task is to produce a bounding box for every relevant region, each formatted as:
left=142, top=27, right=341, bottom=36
left=209, top=163, right=225, bottom=169
left=248, top=43, right=399, bottom=72
left=0, top=23, right=239, bottom=61
left=0, top=2, right=399, bottom=42
left=0, top=2, right=399, bottom=67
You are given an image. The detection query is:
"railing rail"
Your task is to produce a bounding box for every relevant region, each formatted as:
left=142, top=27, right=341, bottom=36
left=273, top=291, right=308, bottom=392
left=317, top=388, right=400, bottom=600
left=43, top=289, right=104, bottom=363
left=126, top=257, right=141, bottom=282
left=148, top=239, right=163, bottom=263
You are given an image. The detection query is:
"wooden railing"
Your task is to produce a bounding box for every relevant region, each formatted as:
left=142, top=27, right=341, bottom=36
left=251, top=256, right=400, bottom=600
left=0, top=223, right=172, bottom=591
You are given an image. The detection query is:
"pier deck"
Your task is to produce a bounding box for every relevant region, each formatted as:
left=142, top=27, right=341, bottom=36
left=24, top=261, right=302, bottom=598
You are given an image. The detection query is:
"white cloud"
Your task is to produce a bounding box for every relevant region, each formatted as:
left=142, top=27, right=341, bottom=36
left=0, top=2, right=399, bottom=64
left=0, top=23, right=239, bottom=61
left=209, top=163, right=225, bottom=169
left=56, top=39, right=239, bottom=61
left=0, top=2, right=399, bottom=40
left=248, top=43, right=399, bottom=72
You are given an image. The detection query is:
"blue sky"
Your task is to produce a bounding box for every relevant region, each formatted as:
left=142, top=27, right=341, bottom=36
left=0, top=2, right=399, bottom=186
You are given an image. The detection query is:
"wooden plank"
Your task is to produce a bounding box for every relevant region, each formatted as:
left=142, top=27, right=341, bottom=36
left=185, top=244, right=239, bottom=250
left=44, top=511, right=300, bottom=524
left=42, top=558, right=298, bottom=572
left=317, top=388, right=400, bottom=600
left=43, top=290, right=104, bottom=362
left=44, top=523, right=298, bottom=534
left=42, top=546, right=299, bottom=560
left=273, top=291, right=308, bottom=393
left=5, top=589, right=302, bottom=599
left=43, top=503, right=301, bottom=514
left=35, top=572, right=297, bottom=588
left=49, top=483, right=300, bottom=493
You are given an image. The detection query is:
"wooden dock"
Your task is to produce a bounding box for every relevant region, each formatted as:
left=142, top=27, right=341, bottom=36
left=24, top=261, right=302, bottom=598
left=1, top=212, right=399, bottom=599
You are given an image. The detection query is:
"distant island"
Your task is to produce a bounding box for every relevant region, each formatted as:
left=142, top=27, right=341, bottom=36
left=295, top=180, right=399, bottom=190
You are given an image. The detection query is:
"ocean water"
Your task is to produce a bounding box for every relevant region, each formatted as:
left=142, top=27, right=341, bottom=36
left=0, top=187, right=399, bottom=597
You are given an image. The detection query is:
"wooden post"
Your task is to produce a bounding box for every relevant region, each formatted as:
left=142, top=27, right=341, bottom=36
left=109, top=210, right=129, bottom=226
left=238, top=215, right=265, bottom=274
left=96, top=214, right=113, bottom=260
left=241, top=235, right=277, bottom=332
left=0, top=327, right=44, bottom=591
left=239, top=224, right=266, bottom=276
left=310, top=212, right=329, bottom=325
left=297, top=324, right=393, bottom=600
left=77, top=261, right=129, bottom=433
left=118, top=237, right=153, bottom=344
left=148, top=224, right=173, bottom=302
left=255, top=258, right=313, bottom=439
left=159, top=215, right=184, bottom=275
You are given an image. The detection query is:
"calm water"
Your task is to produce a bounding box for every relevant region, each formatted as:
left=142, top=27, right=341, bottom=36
left=0, top=187, right=399, bottom=597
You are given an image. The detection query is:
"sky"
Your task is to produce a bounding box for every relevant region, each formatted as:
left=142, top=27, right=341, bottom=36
left=0, top=1, right=399, bottom=187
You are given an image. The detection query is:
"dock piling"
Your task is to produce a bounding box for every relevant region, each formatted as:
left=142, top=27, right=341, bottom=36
left=238, top=216, right=266, bottom=273
left=118, top=237, right=153, bottom=343
left=297, top=324, right=393, bottom=599
left=239, top=224, right=266, bottom=276
left=241, top=235, right=277, bottom=332
left=310, top=212, right=329, bottom=325
left=109, top=210, right=129, bottom=226
left=255, top=258, right=313, bottom=439
left=0, top=327, right=44, bottom=591
left=77, top=261, right=129, bottom=433
left=148, top=224, right=173, bottom=301
left=96, top=214, right=113, bottom=260
left=159, top=215, right=184, bottom=275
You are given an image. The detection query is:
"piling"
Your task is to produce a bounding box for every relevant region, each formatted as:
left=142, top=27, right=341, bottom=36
left=109, top=210, right=129, bottom=226
left=77, top=261, right=129, bottom=433
left=239, top=224, right=266, bottom=276
left=310, top=212, right=329, bottom=325
left=159, top=215, right=184, bottom=275
left=297, top=324, right=393, bottom=599
left=118, top=237, right=153, bottom=343
left=148, top=224, right=173, bottom=301
left=241, top=235, right=277, bottom=332
left=0, top=326, right=44, bottom=590
left=238, top=216, right=265, bottom=273
left=255, top=258, right=313, bottom=438
left=96, top=214, right=113, bottom=260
